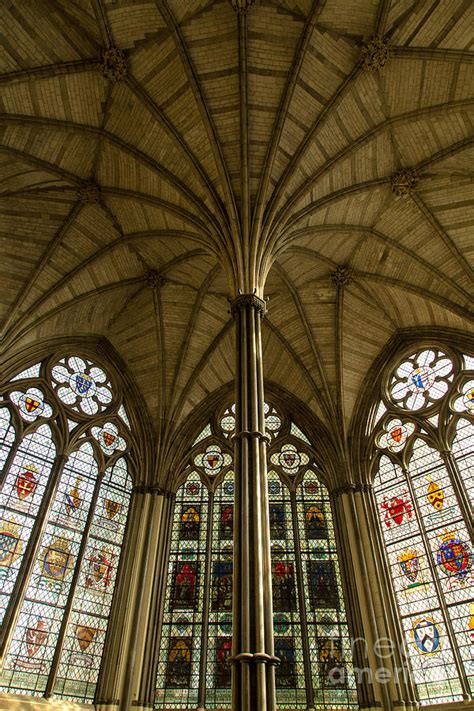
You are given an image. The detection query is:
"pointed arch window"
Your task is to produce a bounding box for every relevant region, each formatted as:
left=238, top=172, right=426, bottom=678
left=155, top=403, right=358, bottom=709
left=268, top=439, right=358, bottom=709
left=155, top=443, right=234, bottom=708
left=371, top=346, right=473, bottom=705
left=0, top=354, right=133, bottom=702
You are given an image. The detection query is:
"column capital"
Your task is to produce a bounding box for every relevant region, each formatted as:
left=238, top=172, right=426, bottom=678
left=330, top=484, right=355, bottom=498
left=132, top=484, right=174, bottom=499
left=354, top=482, right=374, bottom=494
left=330, top=482, right=373, bottom=497
left=230, top=292, right=267, bottom=318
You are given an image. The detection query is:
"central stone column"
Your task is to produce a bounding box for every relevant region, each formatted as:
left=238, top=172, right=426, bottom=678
left=230, top=294, right=278, bottom=711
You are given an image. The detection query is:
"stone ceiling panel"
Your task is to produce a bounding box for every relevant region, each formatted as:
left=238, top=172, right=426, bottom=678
left=0, top=0, right=472, bottom=453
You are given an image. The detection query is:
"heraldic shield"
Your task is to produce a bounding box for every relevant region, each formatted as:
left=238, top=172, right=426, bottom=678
left=76, top=624, right=96, bottom=651
left=85, top=548, right=112, bottom=591
left=75, top=373, right=93, bottom=395
left=412, top=617, right=441, bottom=655
left=24, top=396, right=40, bottom=413
left=40, top=539, right=73, bottom=580
left=105, top=498, right=121, bottom=520
left=399, top=549, right=420, bottom=584
left=16, top=467, right=38, bottom=501
left=437, top=533, right=472, bottom=582
left=26, top=618, right=48, bottom=658
left=0, top=523, right=22, bottom=567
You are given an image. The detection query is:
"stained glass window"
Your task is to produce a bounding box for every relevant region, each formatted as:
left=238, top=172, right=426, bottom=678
left=155, top=472, right=208, bottom=708
left=156, top=405, right=357, bottom=709
left=155, top=410, right=235, bottom=710
left=267, top=443, right=358, bottom=709
left=268, top=470, right=305, bottom=708
left=296, top=471, right=358, bottom=708
left=372, top=346, right=473, bottom=705
left=0, top=354, right=133, bottom=702
left=207, top=471, right=234, bottom=708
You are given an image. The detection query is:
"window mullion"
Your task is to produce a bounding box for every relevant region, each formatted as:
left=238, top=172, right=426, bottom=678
left=43, top=469, right=104, bottom=698
left=0, top=452, right=68, bottom=660
left=439, top=450, right=472, bottom=534
left=402, top=466, right=471, bottom=701
left=0, top=430, right=22, bottom=490
left=290, top=490, right=314, bottom=709
left=197, top=489, right=214, bottom=709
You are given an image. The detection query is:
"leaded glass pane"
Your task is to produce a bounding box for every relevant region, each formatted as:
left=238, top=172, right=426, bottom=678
left=451, top=418, right=473, bottom=510
left=389, top=350, right=454, bottom=410
left=0, top=355, right=133, bottom=704
left=9, top=387, right=53, bottom=422
left=53, top=457, right=132, bottom=701
left=155, top=473, right=208, bottom=708
left=268, top=471, right=306, bottom=709
left=1, top=443, right=98, bottom=696
left=373, top=346, right=474, bottom=705
left=0, top=406, right=16, bottom=474
left=290, top=422, right=311, bottom=444
left=297, top=471, right=358, bottom=709
left=0, top=425, right=56, bottom=628
left=10, top=363, right=42, bottom=381
left=51, top=357, right=113, bottom=416
left=206, top=471, right=233, bottom=709
left=374, top=452, right=465, bottom=704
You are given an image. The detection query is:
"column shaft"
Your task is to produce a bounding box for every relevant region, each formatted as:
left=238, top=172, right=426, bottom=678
left=231, top=294, right=277, bottom=711
left=95, top=490, right=172, bottom=711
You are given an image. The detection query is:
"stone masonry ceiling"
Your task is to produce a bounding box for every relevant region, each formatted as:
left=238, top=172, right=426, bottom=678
left=0, top=0, right=473, bottom=482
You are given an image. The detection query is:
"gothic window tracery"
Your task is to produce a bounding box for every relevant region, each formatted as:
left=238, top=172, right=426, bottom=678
left=155, top=402, right=357, bottom=709
left=371, top=345, right=473, bottom=706
left=0, top=354, right=133, bottom=702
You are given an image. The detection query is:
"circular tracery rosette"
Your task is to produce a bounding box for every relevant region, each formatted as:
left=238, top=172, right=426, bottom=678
left=194, top=444, right=231, bottom=476
left=376, top=418, right=415, bottom=453
left=389, top=349, right=454, bottom=411
left=9, top=387, right=53, bottom=422
left=451, top=380, right=474, bottom=415
left=271, top=443, right=309, bottom=475
left=51, top=356, right=113, bottom=416
left=91, top=422, right=127, bottom=456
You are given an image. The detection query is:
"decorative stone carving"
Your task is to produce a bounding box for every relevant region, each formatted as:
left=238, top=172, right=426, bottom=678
left=132, top=484, right=174, bottom=498
left=361, top=36, right=392, bottom=71
left=330, top=483, right=373, bottom=498
left=331, top=266, right=353, bottom=288
left=146, top=269, right=164, bottom=289
left=98, top=47, right=127, bottom=82
left=230, top=0, right=256, bottom=13
left=391, top=168, right=419, bottom=197
left=230, top=293, right=267, bottom=318
left=77, top=180, right=101, bottom=203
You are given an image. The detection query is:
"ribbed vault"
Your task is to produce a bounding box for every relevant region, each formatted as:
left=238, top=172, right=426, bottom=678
left=0, top=0, right=472, bottom=485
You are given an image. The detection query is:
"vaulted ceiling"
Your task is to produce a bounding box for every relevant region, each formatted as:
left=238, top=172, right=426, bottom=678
left=0, top=0, right=473, bottom=475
